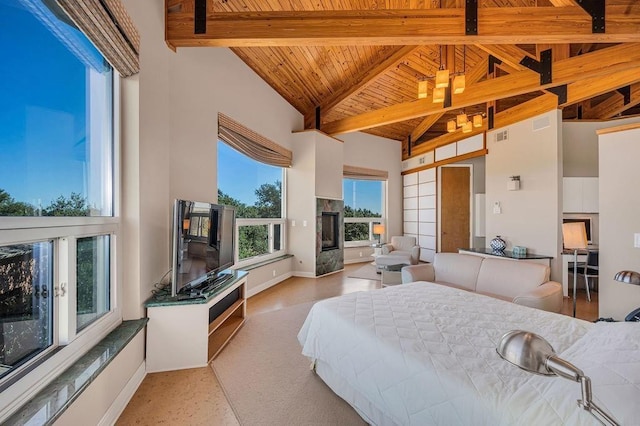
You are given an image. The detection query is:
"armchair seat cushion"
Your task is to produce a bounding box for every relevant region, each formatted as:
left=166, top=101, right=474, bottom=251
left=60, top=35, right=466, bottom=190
left=381, top=236, right=420, bottom=265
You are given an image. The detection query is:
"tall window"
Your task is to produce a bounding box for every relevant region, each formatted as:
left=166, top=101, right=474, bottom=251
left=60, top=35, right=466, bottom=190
left=217, top=142, right=285, bottom=264
left=0, top=0, right=117, bottom=400
left=343, top=179, right=385, bottom=245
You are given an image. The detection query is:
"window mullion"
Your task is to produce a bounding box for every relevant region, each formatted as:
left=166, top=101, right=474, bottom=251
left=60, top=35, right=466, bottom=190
left=57, top=237, right=77, bottom=345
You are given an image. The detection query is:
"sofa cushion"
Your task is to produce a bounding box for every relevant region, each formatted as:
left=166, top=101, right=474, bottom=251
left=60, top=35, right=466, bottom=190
left=432, top=253, right=483, bottom=292
left=475, top=258, right=550, bottom=300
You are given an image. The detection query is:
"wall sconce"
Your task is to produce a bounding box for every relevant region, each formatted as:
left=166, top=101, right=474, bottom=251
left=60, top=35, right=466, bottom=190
left=507, top=175, right=520, bottom=191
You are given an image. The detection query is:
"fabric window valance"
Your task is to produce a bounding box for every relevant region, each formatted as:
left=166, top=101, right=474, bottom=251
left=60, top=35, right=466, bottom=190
left=55, top=0, right=139, bottom=77
left=343, top=165, right=388, bottom=180
left=218, top=113, right=292, bottom=168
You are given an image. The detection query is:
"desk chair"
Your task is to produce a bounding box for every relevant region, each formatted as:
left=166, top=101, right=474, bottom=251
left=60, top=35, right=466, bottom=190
left=576, top=250, right=598, bottom=302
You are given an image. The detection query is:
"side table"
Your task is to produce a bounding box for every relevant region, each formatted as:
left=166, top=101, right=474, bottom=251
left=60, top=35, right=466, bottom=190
left=381, top=263, right=405, bottom=287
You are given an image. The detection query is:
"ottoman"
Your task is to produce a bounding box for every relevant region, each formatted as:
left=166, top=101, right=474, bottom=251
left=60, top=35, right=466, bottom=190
left=375, top=254, right=412, bottom=270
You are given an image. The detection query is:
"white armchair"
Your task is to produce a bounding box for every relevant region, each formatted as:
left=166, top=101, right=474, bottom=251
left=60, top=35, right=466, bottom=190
left=381, top=236, right=420, bottom=265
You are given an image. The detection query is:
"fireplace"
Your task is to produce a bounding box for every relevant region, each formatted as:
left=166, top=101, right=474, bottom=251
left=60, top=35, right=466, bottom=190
left=321, top=212, right=339, bottom=251
left=316, top=198, right=344, bottom=276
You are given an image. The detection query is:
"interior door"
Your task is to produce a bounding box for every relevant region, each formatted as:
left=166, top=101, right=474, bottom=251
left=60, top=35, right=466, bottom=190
left=440, top=166, right=471, bottom=252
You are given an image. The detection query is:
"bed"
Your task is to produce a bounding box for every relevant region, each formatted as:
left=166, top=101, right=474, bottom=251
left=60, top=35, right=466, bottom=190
left=297, top=282, right=640, bottom=425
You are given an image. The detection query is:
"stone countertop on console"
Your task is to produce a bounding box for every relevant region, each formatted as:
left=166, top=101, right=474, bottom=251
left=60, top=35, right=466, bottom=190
left=4, top=319, right=147, bottom=426
left=145, top=270, right=248, bottom=308
left=460, top=247, right=554, bottom=260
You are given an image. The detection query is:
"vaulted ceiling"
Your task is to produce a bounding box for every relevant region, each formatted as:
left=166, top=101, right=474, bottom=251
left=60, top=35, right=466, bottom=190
left=166, top=1, right=640, bottom=159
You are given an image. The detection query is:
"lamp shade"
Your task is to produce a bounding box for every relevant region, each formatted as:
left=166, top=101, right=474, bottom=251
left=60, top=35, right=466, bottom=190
left=473, top=114, right=483, bottom=128
left=614, top=270, right=640, bottom=285
left=432, top=87, right=445, bottom=103
left=417, top=80, right=428, bottom=99
left=373, top=224, right=385, bottom=235
left=435, top=69, right=449, bottom=88
left=562, top=222, right=588, bottom=250
left=452, top=74, right=465, bottom=94
left=446, top=120, right=456, bottom=133
left=462, top=121, right=472, bottom=133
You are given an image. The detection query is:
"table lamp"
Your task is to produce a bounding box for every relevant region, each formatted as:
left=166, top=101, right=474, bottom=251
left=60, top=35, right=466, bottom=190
left=562, top=222, right=588, bottom=317
left=497, top=330, right=619, bottom=425
left=373, top=224, right=385, bottom=245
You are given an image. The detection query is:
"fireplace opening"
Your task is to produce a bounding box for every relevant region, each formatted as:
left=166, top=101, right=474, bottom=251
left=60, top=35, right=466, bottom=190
left=321, top=212, right=339, bottom=251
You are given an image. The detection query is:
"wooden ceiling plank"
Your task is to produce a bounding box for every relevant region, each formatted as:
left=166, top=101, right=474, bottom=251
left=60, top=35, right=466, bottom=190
left=321, top=43, right=640, bottom=134
left=311, top=45, right=419, bottom=119
left=548, top=0, right=578, bottom=6
left=166, top=6, right=640, bottom=47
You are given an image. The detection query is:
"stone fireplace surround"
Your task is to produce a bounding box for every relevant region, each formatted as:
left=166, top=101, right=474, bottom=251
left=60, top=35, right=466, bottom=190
left=316, top=198, right=344, bottom=276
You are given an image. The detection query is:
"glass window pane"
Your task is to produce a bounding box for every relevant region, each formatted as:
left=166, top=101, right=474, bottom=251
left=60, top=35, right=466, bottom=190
left=273, top=223, right=282, bottom=251
left=238, top=225, right=269, bottom=260
left=76, top=235, right=110, bottom=332
left=343, top=179, right=383, bottom=218
left=217, top=142, right=282, bottom=219
left=344, top=223, right=370, bottom=242
left=0, top=241, right=53, bottom=380
left=0, top=1, right=113, bottom=217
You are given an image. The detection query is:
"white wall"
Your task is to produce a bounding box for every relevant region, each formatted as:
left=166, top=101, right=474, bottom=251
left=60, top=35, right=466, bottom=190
left=563, top=116, right=640, bottom=177
left=340, top=132, right=403, bottom=239
left=486, top=110, right=563, bottom=281
left=598, top=124, right=640, bottom=320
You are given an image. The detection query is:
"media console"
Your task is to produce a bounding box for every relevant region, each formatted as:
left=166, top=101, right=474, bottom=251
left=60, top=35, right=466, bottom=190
left=145, top=270, right=248, bottom=372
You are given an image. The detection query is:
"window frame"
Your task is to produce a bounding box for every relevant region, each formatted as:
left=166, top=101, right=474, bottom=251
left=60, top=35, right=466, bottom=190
left=217, top=143, right=288, bottom=268
left=342, top=178, right=387, bottom=247
left=0, top=72, right=121, bottom=418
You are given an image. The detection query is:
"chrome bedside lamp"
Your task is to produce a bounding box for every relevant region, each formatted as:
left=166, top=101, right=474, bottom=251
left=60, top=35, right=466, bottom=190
left=497, top=330, right=619, bottom=426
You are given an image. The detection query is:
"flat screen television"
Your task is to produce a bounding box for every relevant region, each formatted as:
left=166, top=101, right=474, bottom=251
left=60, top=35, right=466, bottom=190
left=562, top=218, right=592, bottom=244
left=171, top=199, right=236, bottom=296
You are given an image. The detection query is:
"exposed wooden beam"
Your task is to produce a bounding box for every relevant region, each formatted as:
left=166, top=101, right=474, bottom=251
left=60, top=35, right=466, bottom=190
left=304, top=45, right=419, bottom=128
left=474, top=44, right=534, bottom=72
left=166, top=6, right=640, bottom=47
left=564, top=68, right=640, bottom=106
left=408, top=93, right=558, bottom=160
left=548, top=0, right=578, bottom=6
left=322, top=43, right=640, bottom=135
left=582, top=83, right=640, bottom=119
left=536, top=44, right=570, bottom=61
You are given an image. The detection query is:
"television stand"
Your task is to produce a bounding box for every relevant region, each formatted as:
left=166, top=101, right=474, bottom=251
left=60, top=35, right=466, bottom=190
left=186, top=272, right=233, bottom=298
left=145, top=271, right=247, bottom=372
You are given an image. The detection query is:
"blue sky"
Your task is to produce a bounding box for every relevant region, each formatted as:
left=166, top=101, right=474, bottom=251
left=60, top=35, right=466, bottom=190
left=3, top=1, right=383, bottom=215
left=0, top=1, right=109, bottom=208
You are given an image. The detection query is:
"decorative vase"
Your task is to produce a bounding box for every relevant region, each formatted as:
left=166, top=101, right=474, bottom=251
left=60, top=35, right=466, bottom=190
left=490, top=235, right=506, bottom=252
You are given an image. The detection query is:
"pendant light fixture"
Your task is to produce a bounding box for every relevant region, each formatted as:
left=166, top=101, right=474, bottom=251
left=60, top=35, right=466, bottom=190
left=462, top=120, right=473, bottom=133
left=434, top=45, right=449, bottom=89
left=418, top=79, right=428, bottom=99
left=456, top=112, right=468, bottom=127
left=432, top=87, right=445, bottom=103
left=452, top=46, right=466, bottom=94
left=447, top=120, right=456, bottom=133
left=473, top=114, right=483, bottom=127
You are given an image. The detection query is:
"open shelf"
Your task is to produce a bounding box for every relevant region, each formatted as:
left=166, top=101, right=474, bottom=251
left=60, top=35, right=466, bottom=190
left=208, top=312, right=245, bottom=361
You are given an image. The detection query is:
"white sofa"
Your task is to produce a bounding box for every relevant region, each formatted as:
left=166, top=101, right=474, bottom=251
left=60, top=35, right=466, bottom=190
left=401, top=252, right=563, bottom=313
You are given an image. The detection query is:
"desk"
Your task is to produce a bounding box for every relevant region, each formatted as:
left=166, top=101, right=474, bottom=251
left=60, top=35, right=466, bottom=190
left=459, top=248, right=553, bottom=266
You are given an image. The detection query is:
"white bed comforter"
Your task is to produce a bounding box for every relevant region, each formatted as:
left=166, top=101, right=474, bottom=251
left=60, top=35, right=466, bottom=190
left=298, top=282, right=640, bottom=425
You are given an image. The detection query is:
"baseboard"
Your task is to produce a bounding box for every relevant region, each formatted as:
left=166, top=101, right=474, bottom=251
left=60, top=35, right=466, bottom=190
left=247, top=272, right=293, bottom=298
left=99, top=361, right=146, bottom=426
left=293, top=271, right=316, bottom=278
